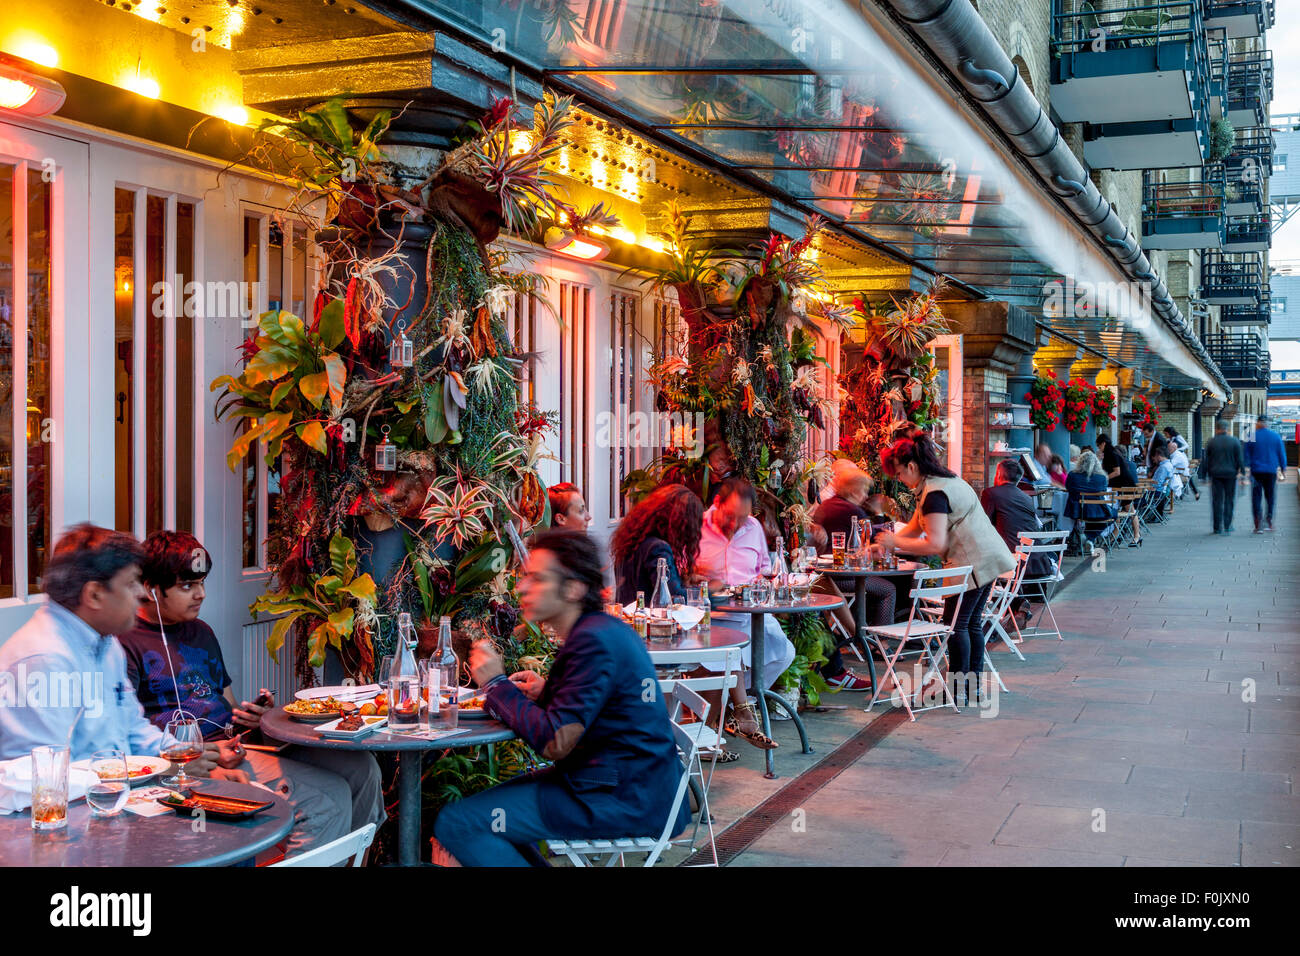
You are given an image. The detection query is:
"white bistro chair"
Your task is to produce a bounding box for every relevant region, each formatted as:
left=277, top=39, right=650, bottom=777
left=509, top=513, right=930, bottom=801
left=864, top=565, right=973, bottom=721
left=1012, top=531, right=1069, bottom=642
left=271, top=822, right=377, bottom=868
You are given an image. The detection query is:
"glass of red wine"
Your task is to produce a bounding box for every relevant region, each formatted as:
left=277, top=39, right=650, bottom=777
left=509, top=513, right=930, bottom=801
left=160, top=718, right=204, bottom=790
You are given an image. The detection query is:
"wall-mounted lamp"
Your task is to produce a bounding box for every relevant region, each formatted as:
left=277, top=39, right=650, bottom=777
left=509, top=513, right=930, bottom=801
left=544, top=226, right=609, bottom=262
left=0, top=56, right=65, bottom=117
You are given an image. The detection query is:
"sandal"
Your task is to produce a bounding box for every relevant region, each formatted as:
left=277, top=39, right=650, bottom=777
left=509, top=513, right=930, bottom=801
left=707, top=748, right=741, bottom=764
left=727, top=701, right=779, bottom=750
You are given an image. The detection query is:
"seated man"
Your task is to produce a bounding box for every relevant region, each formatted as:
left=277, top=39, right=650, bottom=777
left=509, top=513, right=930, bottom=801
left=696, top=477, right=796, bottom=693
left=433, top=530, right=689, bottom=867
left=980, top=459, right=1054, bottom=621
left=119, top=531, right=384, bottom=854
left=1149, top=447, right=1174, bottom=515
left=0, top=526, right=254, bottom=810
left=547, top=482, right=592, bottom=532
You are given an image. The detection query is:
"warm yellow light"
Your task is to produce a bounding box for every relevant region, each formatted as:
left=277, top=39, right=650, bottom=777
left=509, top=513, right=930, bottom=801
left=0, top=77, right=37, bottom=110
left=123, top=280, right=131, bottom=293
left=131, top=4, right=163, bottom=23
left=510, top=130, right=534, bottom=155
left=126, top=74, right=160, bottom=99
left=217, top=103, right=249, bottom=126
left=639, top=235, right=666, bottom=254
left=14, top=42, right=58, bottom=68
left=590, top=160, right=607, bottom=189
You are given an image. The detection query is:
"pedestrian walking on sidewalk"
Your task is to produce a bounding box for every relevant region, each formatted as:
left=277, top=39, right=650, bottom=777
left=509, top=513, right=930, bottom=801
left=1245, top=415, right=1288, bottom=533
left=1199, top=420, right=1246, bottom=535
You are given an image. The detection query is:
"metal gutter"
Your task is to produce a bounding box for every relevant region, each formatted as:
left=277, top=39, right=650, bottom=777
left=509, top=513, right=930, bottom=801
left=873, top=0, right=1232, bottom=397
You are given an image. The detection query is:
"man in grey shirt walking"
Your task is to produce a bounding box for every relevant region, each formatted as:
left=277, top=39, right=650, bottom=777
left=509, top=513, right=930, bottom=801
left=1200, top=420, right=1247, bottom=535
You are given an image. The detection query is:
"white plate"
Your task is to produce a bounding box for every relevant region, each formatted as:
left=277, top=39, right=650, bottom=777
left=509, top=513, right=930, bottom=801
left=315, top=715, right=388, bottom=739
left=294, top=684, right=381, bottom=702
left=73, top=755, right=164, bottom=786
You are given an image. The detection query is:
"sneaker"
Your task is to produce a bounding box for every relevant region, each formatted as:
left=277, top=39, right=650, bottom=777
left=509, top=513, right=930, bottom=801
left=1266, top=524, right=1275, bottom=533
left=1254, top=527, right=1264, bottom=534
left=823, top=670, right=873, bottom=691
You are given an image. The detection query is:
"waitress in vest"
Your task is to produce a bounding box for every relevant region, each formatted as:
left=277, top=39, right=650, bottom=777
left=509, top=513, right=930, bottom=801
left=876, top=432, right=1015, bottom=700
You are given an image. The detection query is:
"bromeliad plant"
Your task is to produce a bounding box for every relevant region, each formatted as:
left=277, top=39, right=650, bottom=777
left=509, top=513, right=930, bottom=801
left=252, top=530, right=378, bottom=671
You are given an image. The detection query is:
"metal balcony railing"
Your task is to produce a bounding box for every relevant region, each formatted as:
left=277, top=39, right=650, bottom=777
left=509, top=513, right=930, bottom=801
left=1141, top=171, right=1225, bottom=248
left=1225, top=51, right=1271, bottom=127
left=1207, top=162, right=1263, bottom=215
left=1227, top=125, right=1275, bottom=177
left=1204, top=0, right=1275, bottom=38
left=1051, top=2, right=1212, bottom=138
left=1205, top=331, right=1270, bottom=387
left=1219, top=287, right=1271, bottom=325
left=1201, top=250, right=1264, bottom=303
left=1224, top=213, right=1271, bottom=250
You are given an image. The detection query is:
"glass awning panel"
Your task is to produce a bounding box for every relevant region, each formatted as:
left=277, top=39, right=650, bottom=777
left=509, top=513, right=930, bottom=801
left=385, top=0, right=1222, bottom=391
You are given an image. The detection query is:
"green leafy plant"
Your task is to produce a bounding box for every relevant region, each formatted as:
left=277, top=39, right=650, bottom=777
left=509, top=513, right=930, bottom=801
left=211, top=305, right=349, bottom=467
left=1208, top=117, right=1236, bottom=164
left=260, top=99, right=393, bottom=188
left=252, top=530, right=378, bottom=668
left=777, top=613, right=834, bottom=706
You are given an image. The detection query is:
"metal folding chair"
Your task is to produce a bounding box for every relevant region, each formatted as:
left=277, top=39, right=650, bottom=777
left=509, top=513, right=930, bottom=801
left=984, top=547, right=1033, bottom=664
left=864, top=565, right=973, bottom=721
left=1014, top=531, right=1070, bottom=642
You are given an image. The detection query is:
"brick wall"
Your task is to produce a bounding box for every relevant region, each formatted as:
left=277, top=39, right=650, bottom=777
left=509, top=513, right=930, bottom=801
left=975, top=0, right=1053, bottom=111
left=961, top=365, right=1010, bottom=493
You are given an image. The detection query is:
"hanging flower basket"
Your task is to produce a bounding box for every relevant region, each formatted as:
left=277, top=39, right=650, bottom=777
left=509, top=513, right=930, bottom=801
left=1133, top=394, right=1160, bottom=431
left=1062, top=378, right=1093, bottom=434
left=1025, top=370, right=1064, bottom=431
left=1090, top=386, right=1116, bottom=427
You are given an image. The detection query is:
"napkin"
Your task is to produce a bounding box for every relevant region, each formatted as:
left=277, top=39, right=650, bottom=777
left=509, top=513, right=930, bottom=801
left=0, top=756, right=97, bottom=814
left=621, top=603, right=706, bottom=630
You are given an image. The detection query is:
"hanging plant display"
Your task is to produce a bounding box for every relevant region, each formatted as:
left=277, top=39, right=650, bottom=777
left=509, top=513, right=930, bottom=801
left=622, top=204, right=851, bottom=547
left=1091, top=385, right=1117, bottom=427
left=1133, top=393, right=1160, bottom=430
left=214, top=94, right=580, bottom=684
left=1062, top=378, right=1094, bottom=434
left=1026, top=370, right=1064, bottom=431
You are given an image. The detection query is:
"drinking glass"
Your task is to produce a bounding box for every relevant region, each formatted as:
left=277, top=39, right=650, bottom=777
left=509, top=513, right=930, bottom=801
left=418, top=660, right=436, bottom=732
left=87, top=749, right=129, bottom=818
left=436, top=676, right=459, bottom=731
left=831, top=532, right=847, bottom=568
left=160, top=718, right=205, bottom=790
left=388, top=675, right=421, bottom=733
left=750, top=580, right=770, bottom=606
left=375, top=655, right=394, bottom=686
left=30, top=745, right=70, bottom=831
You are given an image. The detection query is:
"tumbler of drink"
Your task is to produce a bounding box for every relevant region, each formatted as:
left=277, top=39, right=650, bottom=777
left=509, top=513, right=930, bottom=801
left=437, top=681, right=459, bottom=731
left=388, top=675, right=421, bottom=733
left=87, top=749, right=129, bottom=818
left=831, top=532, right=847, bottom=568
left=30, top=745, right=70, bottom=831
left=418, top=660, right=436, bottom=732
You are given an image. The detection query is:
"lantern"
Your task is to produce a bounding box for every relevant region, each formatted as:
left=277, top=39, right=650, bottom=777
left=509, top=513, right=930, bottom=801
left=389, top=321, right=413, bottom=368
left=375, top=425, right=397, bottom=472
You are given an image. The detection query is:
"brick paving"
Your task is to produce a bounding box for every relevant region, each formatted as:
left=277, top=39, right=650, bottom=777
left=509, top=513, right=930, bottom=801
left=708, top=473, right=1299, bottom=866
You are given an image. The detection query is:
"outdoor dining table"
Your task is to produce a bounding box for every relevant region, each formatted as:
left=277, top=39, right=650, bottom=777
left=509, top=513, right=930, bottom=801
left=262, top=706, right=516, bottom=867
left=818, top=558, right=928, bottom=691
left=642, top=623, right=750, bottom=662
left=711, top=593, right=844, bottom=778
left=0, top=780, right=294, bottom=867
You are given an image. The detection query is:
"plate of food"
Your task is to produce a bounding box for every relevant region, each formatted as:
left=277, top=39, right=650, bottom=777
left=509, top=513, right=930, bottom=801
left=316, top=714, right=388, bottom=740
left=72, top=755, right=163, bottom=786
left=294, top=684, right=380, bottom=702
left=457, top=687, right=489, bottom=719
left=284, top=697, right=358, bottom=722
left=158, top=791, right=274, bottom=821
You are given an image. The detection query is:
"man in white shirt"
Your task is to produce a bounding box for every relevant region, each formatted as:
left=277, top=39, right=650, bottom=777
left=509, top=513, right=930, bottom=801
left=1168, top=445, right=1191, bottom=499
left=696, top=478, right=796, bottom=691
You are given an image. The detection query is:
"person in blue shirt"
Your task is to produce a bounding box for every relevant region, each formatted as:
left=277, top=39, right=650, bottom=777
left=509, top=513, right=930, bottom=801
left=1149, top=448, right=1175, bottom=516
left=433, top=529, right=689, bottom=867
left=1245, top=416, right=1288, bottom=533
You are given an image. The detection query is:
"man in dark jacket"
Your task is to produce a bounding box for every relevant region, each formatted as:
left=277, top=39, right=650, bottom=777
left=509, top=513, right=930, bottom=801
left=1141, top=423, right=1167, bottom=473
left=980, top=460, right=1052, bottom=579
left=1201, top=420, right=1247, bottom=535
left=1245, top=416, right=1288, bottom=533
left=434, top=530, right=688, bottom=866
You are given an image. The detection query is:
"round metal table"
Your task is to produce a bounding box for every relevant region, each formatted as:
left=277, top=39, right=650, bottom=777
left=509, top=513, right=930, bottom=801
left=816, top=559, right=926, bottom=692
left=262, top=707, right=515, bottom=867
left=642, top=623, right=750, bottom=660
left=712, top=593, right=844, bottom=778
left=0, top=780, right=293, bottom=867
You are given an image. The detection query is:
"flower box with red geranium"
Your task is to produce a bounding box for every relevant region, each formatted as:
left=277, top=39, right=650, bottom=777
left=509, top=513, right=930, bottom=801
left=1025, top=370, right=1064, bottom=431
left=1062, top=378, right=1094, bottom=434
left=1090, top=386, right=1116, bottom=428
left=1133, top=394, right=1159, bottom=431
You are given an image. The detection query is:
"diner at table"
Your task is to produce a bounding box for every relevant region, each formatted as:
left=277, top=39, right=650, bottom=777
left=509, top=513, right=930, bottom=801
left=432, top=530, right=689, bottom=867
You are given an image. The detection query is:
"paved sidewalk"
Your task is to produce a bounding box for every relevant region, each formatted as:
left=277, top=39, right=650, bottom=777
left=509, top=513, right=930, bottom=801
left=726, top=473, right=1299, bottom=866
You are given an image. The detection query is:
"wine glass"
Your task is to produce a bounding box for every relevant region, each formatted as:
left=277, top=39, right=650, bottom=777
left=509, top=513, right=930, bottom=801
left=160, top=718, right=205, bottom=790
